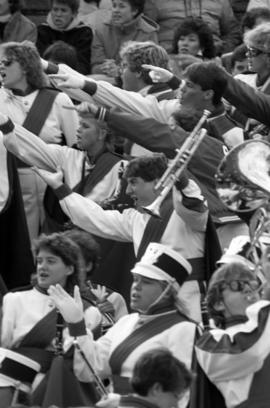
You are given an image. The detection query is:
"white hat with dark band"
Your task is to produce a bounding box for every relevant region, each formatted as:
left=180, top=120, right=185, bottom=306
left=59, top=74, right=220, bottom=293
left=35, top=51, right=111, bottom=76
left=0, top=348, right=41, bottom=393
left=132, top=243, right=192, bottom=288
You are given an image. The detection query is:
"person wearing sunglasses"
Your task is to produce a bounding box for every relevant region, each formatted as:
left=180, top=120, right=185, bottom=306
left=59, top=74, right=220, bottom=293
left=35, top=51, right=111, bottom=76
left=0, top=40, right=79, bottom=242
left=228, top=22, right=270, bottom=140
left=195, top=259, right=270, bottom=408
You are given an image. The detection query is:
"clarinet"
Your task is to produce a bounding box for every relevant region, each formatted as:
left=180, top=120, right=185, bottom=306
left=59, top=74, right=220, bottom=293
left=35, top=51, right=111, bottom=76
left=54, top=310, right=64, bottom=355
left=73, top=338, right=108, bottom=399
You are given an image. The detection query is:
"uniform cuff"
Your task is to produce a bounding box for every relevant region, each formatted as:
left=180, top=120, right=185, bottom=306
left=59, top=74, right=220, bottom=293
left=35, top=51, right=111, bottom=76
left=167, top=76, right=181, bottom=90
left=0, top=118, right=14, bottom=134
left=68, top=320, right=87, bottom=337
left=83, top=80, right=97, bottom=95
left=95, top=107, right=110, bottom=121
left=174, top=171, right=189, bottom=191
left=45, top=62, right=59, bottom=74
left=54, top=184, right=72, bottom=200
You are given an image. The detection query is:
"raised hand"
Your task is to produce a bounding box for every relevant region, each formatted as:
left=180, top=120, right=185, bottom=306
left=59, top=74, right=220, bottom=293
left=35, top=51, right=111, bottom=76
left=49, top=73, right=85, bottom=89
left=48, top=284, right=84, bottom=323
left=142, top=64, right=173, bottom=83
left=32, top=165, right=64, bottom=189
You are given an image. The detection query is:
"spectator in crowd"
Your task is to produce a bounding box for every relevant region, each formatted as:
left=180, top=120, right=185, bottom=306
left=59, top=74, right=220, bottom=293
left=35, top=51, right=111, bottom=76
left=0, top=0, right=37, bottom=43
left=90, top=0, right=159, bottom=77
left=37, top=0, right=93, bottom=75
left=230, top=23, right=270, bottom=138
left=170, top=16, right=218, bottom=83
left=171, top=16, right=216, bottom=60
left=0, top=40, right=78, bottom=241
left=221, top=6, right=270, bottom=74
left=241, top=6, right=270, bottom=33
left=77, top=0, right=111, bottom=33
left=195, top=260, right=270, bottom=408
left=48, top=242, right=197, bottom=408
left=43, top=40, right=79, bottom=70
left=0, top=232, right=102, bottom=407
left=230, top=0, right=249, bottom=22
left=247, top=0, right=270, bottom=10
left=143, top=0, right=241, bottom=54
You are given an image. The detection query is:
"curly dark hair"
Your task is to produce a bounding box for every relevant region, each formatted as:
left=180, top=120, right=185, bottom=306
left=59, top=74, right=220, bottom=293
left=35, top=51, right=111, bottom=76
left=124, top=153, right=168, bottom=181
left=63, top=228, right=101, bottom=278
left=206, top=262, right=256, bottom=328
left=131, top=348, right=192, bottom=396
left=32, top=232, right=83, bottom=293
left=43, top=41, right=78, bottom=70
left=0, top=41, right=48, bottom=90
left=172, top=17, right=216, bottom=59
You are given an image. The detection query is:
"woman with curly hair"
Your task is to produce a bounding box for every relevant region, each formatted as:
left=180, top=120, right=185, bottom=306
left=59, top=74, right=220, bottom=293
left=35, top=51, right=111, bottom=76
left=0, top=232, right=102, bottom=407
left=172, top=16, right=216, bottom=60
left=0, top=40, right=78, bottom=241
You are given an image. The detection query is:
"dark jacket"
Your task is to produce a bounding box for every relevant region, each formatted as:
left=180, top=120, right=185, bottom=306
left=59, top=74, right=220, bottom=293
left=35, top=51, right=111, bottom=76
left=37, top=14, right=93, bottom=75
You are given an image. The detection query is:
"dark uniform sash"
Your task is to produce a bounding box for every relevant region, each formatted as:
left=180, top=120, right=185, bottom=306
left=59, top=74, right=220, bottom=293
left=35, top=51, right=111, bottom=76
left=72, top=152, right=121, bottom=196
left=43, top=151, right=122, bottom=233
left=109, top=311, right=189, bottom=393
left=14, top=308, right=57, bottom=372
left=136, top=195, right=173, bottom=261
left=16, top=88, right=59, bottom=168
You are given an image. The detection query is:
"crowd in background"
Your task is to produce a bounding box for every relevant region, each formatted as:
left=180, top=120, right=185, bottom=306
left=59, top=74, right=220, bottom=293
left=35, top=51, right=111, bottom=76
left=1, top=0, right=270, bottom=407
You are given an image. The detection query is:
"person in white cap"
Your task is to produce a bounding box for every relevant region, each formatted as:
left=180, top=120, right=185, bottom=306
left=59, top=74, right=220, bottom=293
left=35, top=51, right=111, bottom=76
left=48, top=242, right=197, bottom=408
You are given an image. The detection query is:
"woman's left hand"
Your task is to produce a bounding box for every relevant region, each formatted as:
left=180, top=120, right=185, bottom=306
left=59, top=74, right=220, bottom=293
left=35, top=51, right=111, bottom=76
left=48, top=284, right=84, bottom=323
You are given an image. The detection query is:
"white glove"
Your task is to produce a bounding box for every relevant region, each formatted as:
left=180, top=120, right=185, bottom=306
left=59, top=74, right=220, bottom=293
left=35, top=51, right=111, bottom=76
left=48, top=284, right=84, bottom=323
left=142, top=64, right=173, bottom=83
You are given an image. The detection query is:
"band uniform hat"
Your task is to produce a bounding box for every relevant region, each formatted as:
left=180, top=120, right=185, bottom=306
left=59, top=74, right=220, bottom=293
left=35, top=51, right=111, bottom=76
left=0, top=348, right=41, bottom=393
left=131, top=243, right=192, bottom=287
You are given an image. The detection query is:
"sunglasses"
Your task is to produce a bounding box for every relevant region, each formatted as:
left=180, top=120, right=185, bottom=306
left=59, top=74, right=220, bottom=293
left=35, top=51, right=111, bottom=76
left=220, top=279, right=261, bottom=292
left=0, top=59, right=15, bottom=67
left=246, top=47, right=264, bottom=58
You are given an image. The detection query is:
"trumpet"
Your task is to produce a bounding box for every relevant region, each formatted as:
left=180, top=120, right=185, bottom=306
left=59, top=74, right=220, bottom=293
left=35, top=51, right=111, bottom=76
left=142, top=109, right=210, bottom=218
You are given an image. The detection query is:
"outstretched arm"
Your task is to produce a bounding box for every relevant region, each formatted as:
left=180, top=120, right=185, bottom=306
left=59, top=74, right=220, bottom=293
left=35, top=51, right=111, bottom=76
left=48, top=64, right=179, bottom=123
left=224, top=72, right=270, bottom=127
left=32, top=167, right=136, bottom=243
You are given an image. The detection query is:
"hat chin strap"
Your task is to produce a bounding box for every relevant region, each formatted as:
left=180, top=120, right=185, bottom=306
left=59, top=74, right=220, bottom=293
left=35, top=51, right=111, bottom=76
left=137, top=281, right=174, bottom=314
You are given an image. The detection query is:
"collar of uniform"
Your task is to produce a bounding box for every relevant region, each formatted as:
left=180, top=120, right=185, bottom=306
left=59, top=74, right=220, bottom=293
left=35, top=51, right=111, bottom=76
left=224, top=315, right=248, bottom=328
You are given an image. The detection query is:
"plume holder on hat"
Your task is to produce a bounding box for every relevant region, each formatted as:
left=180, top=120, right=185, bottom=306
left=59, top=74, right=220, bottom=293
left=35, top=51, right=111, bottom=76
left=132, top=243, right=192, bottom=287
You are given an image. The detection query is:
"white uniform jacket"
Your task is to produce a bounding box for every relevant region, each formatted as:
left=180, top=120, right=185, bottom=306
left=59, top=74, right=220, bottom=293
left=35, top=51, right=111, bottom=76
left=195, top=300, right=270, bottom=408
left=3, top=123, right=126, bottom=203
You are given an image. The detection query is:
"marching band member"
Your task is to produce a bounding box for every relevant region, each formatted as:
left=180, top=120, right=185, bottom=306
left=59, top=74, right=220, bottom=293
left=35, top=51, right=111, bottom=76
left=48, top=243, right=197, bottom=408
